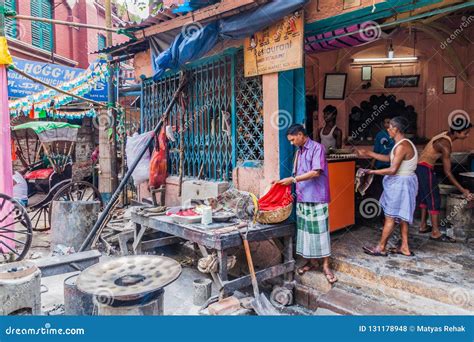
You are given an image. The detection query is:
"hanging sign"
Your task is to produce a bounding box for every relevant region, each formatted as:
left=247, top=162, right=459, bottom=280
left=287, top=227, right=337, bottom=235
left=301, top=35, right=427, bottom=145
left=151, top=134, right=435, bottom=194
left=244, top=11, right=304, bottom=77
left=7, top=57, right=108, bottom=101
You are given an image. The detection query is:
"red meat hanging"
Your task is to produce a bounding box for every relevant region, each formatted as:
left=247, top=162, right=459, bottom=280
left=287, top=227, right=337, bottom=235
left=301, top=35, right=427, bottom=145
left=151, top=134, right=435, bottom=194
left=149, top=128, right=168, bottom=188
left=258, top=184, right=293, bottom=211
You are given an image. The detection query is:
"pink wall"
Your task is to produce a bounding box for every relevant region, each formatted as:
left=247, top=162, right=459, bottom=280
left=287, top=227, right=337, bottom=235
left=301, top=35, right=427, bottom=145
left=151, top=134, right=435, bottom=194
left=11, top=0, right=128, bottom=69
left=306, top=26, right=474, bottom=152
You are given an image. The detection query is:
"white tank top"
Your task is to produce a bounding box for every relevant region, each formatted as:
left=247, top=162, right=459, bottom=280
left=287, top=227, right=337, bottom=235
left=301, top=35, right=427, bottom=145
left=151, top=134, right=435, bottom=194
left=320, top=125, right=337, bottom=151
left=390, top=138, right=418, bottom=176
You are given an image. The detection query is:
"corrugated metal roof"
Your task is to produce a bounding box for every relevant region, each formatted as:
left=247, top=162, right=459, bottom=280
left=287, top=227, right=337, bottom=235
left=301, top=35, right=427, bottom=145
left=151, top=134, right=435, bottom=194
left=89, top=38, right=148, bottom=55
left=118, top=7, right=186, bottom=31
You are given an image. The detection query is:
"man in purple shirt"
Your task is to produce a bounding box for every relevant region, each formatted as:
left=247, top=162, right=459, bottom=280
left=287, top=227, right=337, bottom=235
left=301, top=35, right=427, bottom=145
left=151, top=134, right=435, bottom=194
left=277, top=124, right=336, bottom=284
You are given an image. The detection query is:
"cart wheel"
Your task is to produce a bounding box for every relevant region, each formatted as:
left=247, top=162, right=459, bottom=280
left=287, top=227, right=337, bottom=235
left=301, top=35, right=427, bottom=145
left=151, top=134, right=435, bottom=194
left=48, top=181, right=103, bottom=226
left=0, top=194, right=33, bottom=263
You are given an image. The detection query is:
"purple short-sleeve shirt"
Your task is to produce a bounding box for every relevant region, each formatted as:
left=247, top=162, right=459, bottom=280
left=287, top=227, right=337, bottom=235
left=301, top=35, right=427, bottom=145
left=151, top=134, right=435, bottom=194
left=295, top=139, right=330, bottom=204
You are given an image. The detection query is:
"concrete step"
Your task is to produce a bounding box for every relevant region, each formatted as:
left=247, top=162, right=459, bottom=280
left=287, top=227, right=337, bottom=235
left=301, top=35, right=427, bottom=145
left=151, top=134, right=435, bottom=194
left=295, top=282, right=406, bottom=315
left=295, top=271, right=473, bottom=315
left=332, top=256, right=474, bottom=313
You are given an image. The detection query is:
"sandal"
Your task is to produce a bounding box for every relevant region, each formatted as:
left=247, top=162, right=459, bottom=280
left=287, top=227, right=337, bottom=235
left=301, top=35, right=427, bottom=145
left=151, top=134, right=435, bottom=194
left=388, top=247, right=415, bottom=257
left=297, top=264, right=316, bottom=275
left=430, top=234, right=456, bottom=243
left=363, top=246, right=388, bottom=257
left=323, top=269, right=338, bottom=284
left=419, top=225, right=432, bottom=234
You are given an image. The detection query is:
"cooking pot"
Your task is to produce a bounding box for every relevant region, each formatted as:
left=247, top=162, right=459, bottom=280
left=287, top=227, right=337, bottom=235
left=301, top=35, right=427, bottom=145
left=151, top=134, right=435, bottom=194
left=459, top=172, right=474, bottom=192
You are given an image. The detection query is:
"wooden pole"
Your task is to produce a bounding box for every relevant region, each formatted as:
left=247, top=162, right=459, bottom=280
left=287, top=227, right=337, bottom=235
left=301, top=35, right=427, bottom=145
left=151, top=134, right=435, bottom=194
left=11, top=14, right=121, bottom=33
left=9, top=65, right=107, bottom=108
left=106, top=0, right=118, bottom=192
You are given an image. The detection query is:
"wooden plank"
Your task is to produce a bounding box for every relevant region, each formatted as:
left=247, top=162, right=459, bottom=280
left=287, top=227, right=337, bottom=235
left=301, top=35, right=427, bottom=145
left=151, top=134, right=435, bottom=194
left=32, top=250, right=101, bottom=277
left=141, top=236, right=182, bottom=250
left=221, top=261, right=295, bottom=296
left=135, top=0, right=268, bottom=39
left=131, top=212, right=295, bottom=249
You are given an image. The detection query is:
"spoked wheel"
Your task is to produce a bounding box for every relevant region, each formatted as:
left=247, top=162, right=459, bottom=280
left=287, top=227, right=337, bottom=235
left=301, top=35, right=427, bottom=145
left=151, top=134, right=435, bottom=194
left=0, top=194, right=33, bottom=263
left=49, top=181, right=103, bottom=226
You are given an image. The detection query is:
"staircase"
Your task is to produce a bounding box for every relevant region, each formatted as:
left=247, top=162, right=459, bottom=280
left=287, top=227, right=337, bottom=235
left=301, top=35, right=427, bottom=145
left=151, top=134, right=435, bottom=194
left=294, top=226, right=474, bottom=315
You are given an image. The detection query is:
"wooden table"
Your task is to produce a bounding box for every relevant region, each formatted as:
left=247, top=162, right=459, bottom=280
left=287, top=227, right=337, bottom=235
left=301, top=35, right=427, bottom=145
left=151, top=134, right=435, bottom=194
left=131, top=212, right=296, bottom=298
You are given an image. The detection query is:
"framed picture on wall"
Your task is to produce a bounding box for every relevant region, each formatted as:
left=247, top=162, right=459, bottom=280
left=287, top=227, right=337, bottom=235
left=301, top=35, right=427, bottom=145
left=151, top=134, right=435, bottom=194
left=361, top=66, right=372, bottom=81
left=323, top=73, right=347, bottom=100
left=384, top=75, right=420, bottom=88
left=443, top=76, right=456, bottom=94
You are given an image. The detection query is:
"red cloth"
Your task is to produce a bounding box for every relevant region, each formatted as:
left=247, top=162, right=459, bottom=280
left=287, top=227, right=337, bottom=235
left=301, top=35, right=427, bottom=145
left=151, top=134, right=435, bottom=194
left=258, top=184, right=293, bottom=211
left=149, top=128, right=168, bottom=188
left=24, top=168, right=54, bottom=180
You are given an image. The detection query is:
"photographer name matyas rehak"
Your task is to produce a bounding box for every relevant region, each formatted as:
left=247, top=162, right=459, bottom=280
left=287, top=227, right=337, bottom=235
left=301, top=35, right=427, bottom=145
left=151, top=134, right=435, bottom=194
left=416, top=325, right=466, bottom=333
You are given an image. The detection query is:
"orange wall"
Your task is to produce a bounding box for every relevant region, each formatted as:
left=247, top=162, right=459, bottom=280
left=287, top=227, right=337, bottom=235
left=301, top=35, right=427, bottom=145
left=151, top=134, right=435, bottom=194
left=306, top=26, right=474, bottom=152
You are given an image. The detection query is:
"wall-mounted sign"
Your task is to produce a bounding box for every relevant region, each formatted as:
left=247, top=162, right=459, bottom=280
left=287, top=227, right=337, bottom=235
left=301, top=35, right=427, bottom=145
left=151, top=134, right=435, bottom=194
left=244, top=11, right=304, bottom=77
left=343, top=0, right=361, bottom=10
left=384, top=75, right=420, bottom=88
left=323, top=73, right=347, bottom=100
left=443, top=76, right=456, bottom=94
left=8, top=57, right=108, bottom=101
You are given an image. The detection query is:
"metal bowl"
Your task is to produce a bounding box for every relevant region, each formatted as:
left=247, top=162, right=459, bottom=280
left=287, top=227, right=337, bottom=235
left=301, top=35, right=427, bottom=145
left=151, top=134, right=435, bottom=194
left=212, top=212, right=236, bottom=222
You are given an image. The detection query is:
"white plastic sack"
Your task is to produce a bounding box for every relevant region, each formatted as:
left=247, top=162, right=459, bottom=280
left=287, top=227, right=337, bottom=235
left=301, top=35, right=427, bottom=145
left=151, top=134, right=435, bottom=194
left=126, top=131, right=154, bottom=186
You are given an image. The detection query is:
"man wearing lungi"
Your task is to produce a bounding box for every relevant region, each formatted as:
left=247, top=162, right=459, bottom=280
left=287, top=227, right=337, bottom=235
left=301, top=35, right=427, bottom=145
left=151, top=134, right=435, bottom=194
left=277, top=124, right=337, bottom=284
left=416, top=121, right=472, bottom=242
left=357, top=117, right=419, bottom=257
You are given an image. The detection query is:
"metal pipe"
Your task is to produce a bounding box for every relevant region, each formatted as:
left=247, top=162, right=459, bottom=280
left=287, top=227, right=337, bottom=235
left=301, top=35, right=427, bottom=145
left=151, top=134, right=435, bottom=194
left=79, top=73, right=187, bottom=252
left=11, top=14, right=121, bottom=32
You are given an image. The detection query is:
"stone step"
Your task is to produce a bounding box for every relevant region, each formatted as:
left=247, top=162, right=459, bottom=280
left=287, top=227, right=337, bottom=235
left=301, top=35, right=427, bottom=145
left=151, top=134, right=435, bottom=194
left=295, top=282, right=406, bottom=315
left=295, top=271, right=473, bottom=315
left=332, top=256, right=474, bottom=312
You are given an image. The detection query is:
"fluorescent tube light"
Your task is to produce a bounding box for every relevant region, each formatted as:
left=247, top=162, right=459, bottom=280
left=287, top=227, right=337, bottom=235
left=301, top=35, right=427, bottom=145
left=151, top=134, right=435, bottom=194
left=353, top=57, right=418, bottom=63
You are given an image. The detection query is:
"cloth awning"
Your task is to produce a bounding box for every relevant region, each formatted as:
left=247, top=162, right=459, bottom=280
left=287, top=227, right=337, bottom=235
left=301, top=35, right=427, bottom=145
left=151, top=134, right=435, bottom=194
left=12, top=121, right=80, bottom=143
left=152, top=0, right=309, bottom=80
left=304, top=0, right=443, bottom=53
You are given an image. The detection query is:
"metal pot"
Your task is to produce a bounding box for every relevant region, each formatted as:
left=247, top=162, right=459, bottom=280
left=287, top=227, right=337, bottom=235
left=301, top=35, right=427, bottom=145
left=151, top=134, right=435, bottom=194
left=459, top=172, right=474, bottom=192
left=451, top=152, right=470, bottom=165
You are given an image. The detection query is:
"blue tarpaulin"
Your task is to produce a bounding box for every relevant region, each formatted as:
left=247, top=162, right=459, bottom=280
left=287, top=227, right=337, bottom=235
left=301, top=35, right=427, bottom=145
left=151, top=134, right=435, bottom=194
left=152, top=0, right=309, bottom=80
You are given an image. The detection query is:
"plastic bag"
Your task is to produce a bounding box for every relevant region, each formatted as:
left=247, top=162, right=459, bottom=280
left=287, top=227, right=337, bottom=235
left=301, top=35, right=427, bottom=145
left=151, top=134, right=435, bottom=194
left=149, top=128, right=168, bottom=188
left=126, top=131, right=153, bottom=186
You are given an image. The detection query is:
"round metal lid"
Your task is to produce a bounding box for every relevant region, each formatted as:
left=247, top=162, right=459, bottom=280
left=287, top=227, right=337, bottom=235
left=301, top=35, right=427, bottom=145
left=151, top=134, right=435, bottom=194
left=0, top=261, right=39, bottom=281
left=76, top=256, right=181, bottom=301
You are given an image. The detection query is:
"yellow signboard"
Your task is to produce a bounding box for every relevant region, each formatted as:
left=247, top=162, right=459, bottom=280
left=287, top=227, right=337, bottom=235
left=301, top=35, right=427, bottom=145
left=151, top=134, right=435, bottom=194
left=244, top=11, right=304, bottom=77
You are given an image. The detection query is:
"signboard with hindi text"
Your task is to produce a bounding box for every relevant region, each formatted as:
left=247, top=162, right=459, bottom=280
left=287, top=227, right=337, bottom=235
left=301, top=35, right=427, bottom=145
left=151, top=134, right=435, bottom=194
left=244, top=11, right=304, bottom=77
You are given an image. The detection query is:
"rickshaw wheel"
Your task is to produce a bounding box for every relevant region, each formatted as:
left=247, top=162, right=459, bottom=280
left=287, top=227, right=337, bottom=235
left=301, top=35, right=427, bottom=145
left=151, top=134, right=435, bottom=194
left=0, top=193, right=33, bottom=264
left=48, top=181, right=103, bottom=226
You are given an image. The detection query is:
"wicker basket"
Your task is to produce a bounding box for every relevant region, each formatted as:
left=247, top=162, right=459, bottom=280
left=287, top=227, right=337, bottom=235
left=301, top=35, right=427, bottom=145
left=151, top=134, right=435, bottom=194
left=256, top=203, right=293, bottom=224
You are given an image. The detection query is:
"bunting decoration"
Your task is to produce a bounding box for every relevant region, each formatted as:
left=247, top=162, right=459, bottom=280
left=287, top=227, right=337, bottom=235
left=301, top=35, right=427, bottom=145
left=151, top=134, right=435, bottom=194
left=49, top=108, right=97, bottom=120
left=8, top=58, right=109, bottom=118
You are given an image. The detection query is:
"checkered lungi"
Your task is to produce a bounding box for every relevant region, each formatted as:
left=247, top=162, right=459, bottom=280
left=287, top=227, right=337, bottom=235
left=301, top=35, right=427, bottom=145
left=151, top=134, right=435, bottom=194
left=296, top=202, right=331, bottom=259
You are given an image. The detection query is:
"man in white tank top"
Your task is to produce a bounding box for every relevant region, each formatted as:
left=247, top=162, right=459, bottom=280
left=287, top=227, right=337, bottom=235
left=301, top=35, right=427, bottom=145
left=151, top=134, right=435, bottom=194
left=317, top=105, right=342, bottom=152
left=356, top=117, right=419, bottom=257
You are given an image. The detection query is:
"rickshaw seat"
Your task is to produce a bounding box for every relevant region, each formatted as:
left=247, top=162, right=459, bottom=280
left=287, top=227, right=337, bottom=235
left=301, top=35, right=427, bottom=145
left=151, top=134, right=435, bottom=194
left=25, top=168, right=54, bottom=180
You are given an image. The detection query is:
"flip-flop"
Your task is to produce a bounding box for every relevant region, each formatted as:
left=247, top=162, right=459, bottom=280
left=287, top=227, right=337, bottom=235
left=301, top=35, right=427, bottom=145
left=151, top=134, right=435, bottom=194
left=430, top=234, right=456, bottom=243
left=363, top=246, right=388, bottom=257
left=388, top=247, right=415, bottom=257
left=419, top=225, right=432, bottom=234
left=297, top=264, right=316, bottom=275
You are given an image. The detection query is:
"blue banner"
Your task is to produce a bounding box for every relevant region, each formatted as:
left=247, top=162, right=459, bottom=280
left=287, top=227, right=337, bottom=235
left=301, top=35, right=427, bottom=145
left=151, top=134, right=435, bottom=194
left=7, top=57, right=108, bottom=102
left=0, top=316, right=472, bottom=342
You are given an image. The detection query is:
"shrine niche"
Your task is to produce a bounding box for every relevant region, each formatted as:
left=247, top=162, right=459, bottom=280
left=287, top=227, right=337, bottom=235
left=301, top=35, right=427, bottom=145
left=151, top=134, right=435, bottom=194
left=348, top=94, right=417, bottom=143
